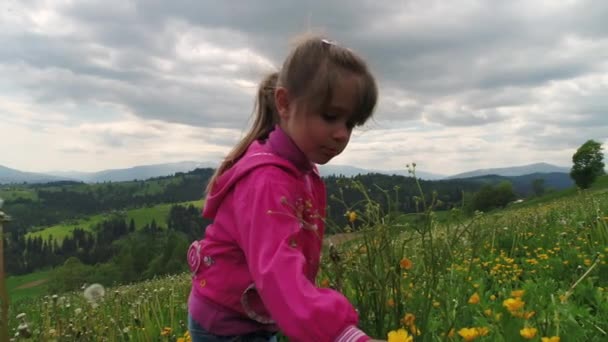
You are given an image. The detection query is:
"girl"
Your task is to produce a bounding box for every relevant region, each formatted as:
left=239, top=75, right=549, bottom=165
left=187, top=35, right=381, bottom=342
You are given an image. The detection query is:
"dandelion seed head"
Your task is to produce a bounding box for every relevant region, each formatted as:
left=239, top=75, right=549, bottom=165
left=84, top=283, right=106, bottom=305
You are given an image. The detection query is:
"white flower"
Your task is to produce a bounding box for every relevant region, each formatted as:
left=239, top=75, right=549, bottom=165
left=83, top=283, right=105, bottom=305
left=74, top=308, right=82, bottom=315
left=16, top=313, right=26, bottom=320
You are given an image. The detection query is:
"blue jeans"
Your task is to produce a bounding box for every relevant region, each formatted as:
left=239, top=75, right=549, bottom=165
left=188, top=314, right=278, bottom=342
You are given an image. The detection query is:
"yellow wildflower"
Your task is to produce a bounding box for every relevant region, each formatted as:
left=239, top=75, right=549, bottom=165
left=387, top=298, right=395, bottom=307
left=541, top=337, right=560, bottom=342
left=458, top=328, right=477, bottom=341
left=403, top=313, right=415, bottom=327
left=520, top=327, right=537, bottom=339
left=503, top=297, right=525, bottom=313
left=387, top=328, right=413, bottom=342
left=161, top=327, right=172, bottom=337
left=320, top=278, right=330, bottom=288
left=347, top=211, right=357, bottom=223
left=468, top=292, right=480, bottom=305
left=511, top=289, right=525, bottom=298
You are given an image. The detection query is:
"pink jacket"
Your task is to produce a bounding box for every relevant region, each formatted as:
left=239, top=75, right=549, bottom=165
left=188, top=126, right=369, bottom=342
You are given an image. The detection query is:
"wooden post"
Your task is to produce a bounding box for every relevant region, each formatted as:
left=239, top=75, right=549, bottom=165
left=0, top=202, right=11, bottom=342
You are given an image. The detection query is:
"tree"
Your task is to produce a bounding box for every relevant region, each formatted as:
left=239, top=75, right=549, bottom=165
left=570, top=139, right=605, bottom=189
left=532, top=178, right=545, bottom=197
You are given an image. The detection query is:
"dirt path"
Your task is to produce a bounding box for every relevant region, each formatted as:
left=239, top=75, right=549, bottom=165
left=15, top=278, right=48, bottom=290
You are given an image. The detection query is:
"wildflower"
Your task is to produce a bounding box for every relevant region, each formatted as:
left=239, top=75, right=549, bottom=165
left=387, top=298, right=395, bottom=307
left=320, top=278, right=330, bottom=288
left=503, top=297, right=525, bottom=313
left=468, top=292, right=480, bottom=305
left=16, top=313, right=26, bottom=320
left=520, top=327, right=537, bottom=339
left=387, top=328, right=413, bottom=342
left=457, top=327, right=480, bottom=341
left=484, top=309, right=493, bottom=317
left=400, top=258, right=413, bottom=270
left=511, top=289, right=525, bottom=298
left=523, top=311, right=536, bottom=319
left=84, top=283, right=106, bottom=307
left=490, top=294, right=497, bottom=301
left=161, top=327, right=172, bottom=336
left=541, top=337, right=560, bottom=342
left=347, top=211, right=357, bottom=223
left=432, top=300, right=440, bottom=308
left=403, top=313, right=415, bottom=326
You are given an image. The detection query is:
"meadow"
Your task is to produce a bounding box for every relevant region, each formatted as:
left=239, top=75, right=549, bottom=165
left=25, top=200, right=204, bottom=242
left=6, top=174, right=608, bottom=341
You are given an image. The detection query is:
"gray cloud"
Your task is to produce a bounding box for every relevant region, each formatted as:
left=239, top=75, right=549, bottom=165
left=1, top=0, right=607, bottom=174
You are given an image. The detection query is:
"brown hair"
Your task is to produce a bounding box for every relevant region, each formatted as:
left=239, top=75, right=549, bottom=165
left=205, top=35, right=378, bottom=194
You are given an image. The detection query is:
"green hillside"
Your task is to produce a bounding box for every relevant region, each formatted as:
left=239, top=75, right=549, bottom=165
left=26, top=199, right=204, bottom=242
left=7, top=174, right=608, bottom=340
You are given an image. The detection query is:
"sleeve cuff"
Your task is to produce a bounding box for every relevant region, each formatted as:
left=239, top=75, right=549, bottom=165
left=335, top=325, right=369, bottom=342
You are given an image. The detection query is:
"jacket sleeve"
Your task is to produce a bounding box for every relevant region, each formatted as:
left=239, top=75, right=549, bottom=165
left=233, top=167, right=369, bottom=342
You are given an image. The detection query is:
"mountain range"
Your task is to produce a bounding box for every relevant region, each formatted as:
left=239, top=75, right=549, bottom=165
left=0, top=161, right=571, bottom=185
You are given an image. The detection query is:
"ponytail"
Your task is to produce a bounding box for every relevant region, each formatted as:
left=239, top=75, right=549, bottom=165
left=205, top=72, right=279, bottom=195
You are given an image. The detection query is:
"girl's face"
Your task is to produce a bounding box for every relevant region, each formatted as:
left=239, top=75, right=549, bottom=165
left=276, top=73, right=360, bottom=165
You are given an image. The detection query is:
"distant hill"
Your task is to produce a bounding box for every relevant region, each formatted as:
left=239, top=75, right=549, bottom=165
left=456, top=172, right=574, bottom=196
left=0, top=165, right=64, bottom=184
left=318, top=164, right=444, bottom=180
left=447, top=163, right=570, bottom=179
left=47, top=161, right=218, bottom=183
left=2, top=161, right=572, bottom=184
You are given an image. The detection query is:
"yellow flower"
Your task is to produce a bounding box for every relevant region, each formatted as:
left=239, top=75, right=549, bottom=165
left=490, top=294, right=497, bottom=301
left=511, top=289, right=525, bottom=298
left=432, top=300, right=440, bottom=308
left=400, top=258, right=413, bottom=270
left=468, top=292, right=480, bottom=305
left=320, top=278, right=330, bottom=288
left=387, top=328, right=413, bottom=342
left=387, top=298, right=395, bottom=307
left=403, top=313, right=416, bottom=327
left=177, top=339, right=185, bottom=342
left=484, top=309, right=493, bottom=317
left=520, top=327, right=537, bottom=339
left=476, top=327, right=489, bottom=336
left=503, top=297, right=525, bottom=313
left=524, top=310, right=536, bottom=319
left=541, top=336, right=560, bottom=342
left=161, top=327, right=172, bottom=336
left=458, top=327, right=479, bottom=341
left=347, top=211, right=357, bottom=223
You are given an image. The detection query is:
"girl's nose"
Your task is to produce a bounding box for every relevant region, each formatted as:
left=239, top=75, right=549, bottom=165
left=333, top=124, right=350, bottom=142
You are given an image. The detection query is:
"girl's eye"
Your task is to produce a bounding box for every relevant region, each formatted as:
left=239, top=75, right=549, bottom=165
left=322, top=113, right=338, bottom=122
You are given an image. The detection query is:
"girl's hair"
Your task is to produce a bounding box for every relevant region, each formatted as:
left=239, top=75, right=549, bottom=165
left=205, top=35, right=378, bottom=194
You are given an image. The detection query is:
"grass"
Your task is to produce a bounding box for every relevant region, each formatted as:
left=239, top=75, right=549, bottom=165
left=6, top=270, right=53, bottom=303
left=26, top=200, right=204, bottom=242
left=0, top=188, right=37, bottom=201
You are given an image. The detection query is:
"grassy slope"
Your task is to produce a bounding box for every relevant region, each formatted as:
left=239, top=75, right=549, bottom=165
left=6, top=270, right=53, bottom=302
left=26, top=199, right=204, bottom=242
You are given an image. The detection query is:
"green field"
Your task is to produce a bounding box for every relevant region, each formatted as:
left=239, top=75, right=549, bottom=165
left=26, top=199, right=204, bottom=242
left=6, top=270, right=53, bottom=303
left=8, top=180, right=608, bottom=340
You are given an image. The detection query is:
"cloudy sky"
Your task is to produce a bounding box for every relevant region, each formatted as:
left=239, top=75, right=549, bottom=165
left=1, top=0, right=607, bottom=176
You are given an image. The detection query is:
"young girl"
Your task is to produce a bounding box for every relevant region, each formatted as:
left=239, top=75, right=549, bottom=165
left=187, top=35, right=381, bottom=342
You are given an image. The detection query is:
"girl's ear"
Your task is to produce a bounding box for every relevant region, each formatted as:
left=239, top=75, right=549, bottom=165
left=275, top=87, right=290, bottom=120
